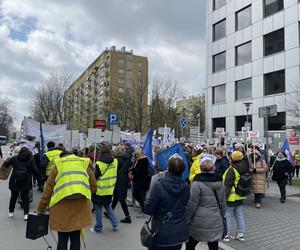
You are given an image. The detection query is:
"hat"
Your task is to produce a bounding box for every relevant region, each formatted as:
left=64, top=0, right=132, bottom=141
left=234, top=143, right=244, bottom=149
left=231, top=151, right=244, bottom=162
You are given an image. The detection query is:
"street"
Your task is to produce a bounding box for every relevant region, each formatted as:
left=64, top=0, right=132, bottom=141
left=1, top=145, right=300, bottom=250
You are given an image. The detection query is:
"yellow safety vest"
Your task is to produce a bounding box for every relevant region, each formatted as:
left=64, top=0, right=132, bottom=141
left=95, top=159, right=118, bottom=196
left=45, top=149, right=62, bottom=176
left=223, top=166, right=245, bottom=202
left=189, top=153, right=204, bottom=183
left=49, top=155, right=91, bottom=208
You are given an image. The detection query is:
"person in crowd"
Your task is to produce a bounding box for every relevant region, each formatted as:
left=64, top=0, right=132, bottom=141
left=213, top=148, right=229, bottom=179
left=223, top=151, right=248, bottom=242
left=90, top=145, right=119, bottom=232
left=186, top=157, right=226, bottom=250
left=111, top=145, right=131, bottom=223
left=87, top=144, right=99, bottom=164
left=3, top=147, right=42, bottom=220
left=41, top=141, right=62, bottom=180
left=294, top=149, right=300, bottom=178
left=184, top=144, right=193, bottom=169
left=32, top=141, right=44, bottom=192
left=57, top=143, right=65, bottom=151
left=189, top=145, right=204, bottom=183
left=144, top=157, right=190, bottom=250
left=153, top=145, right=162, bottom=172
left=271, top=151, right=293, bottom=203
left=37, top=150, right=96, bottom=250
left=249, top=149, right=267, bottom=208
left=130, top=146, right=151, bottom=216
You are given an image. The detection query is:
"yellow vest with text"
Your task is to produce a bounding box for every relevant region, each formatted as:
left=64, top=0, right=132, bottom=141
left=45, top=149, right=62, bottom=176
left=49, top=155, right=91, bottom=208
left=223, top=166, right=245, bottom=202
left=189, top=153, right=204, bottom=183
left=95, top=159, right=118, bottom=196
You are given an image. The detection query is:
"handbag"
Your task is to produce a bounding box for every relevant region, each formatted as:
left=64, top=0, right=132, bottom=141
left=26, top=212, right=49, bottom=240
left=140, top=216, right=157, bottom=248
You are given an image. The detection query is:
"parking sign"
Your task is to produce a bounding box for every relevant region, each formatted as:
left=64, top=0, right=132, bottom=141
left=108, top=112, right=119, bottom=125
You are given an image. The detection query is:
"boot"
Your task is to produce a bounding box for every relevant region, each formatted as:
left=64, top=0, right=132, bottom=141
left=121, top=216, right=132, bottom=224
left=255, top=203, right=261, bottom=209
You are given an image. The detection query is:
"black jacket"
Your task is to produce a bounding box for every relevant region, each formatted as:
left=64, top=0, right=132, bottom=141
left=92, top=152, right=115, bottom=206
left=113, top=152, right=130, bottom=200
left=272, top=158, right=293, bottom=182
left=214, top=156, right=229, bottom=179
left=132, top=156, right=151, bottom=191
left=4, top=153, right=42, bottom=191
left=144, top=172, right=190, bottom=247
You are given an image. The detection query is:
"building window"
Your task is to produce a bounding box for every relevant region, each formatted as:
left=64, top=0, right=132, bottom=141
left=213, top=0, right=226, bottom=10
left=118, top=87, right=124, bottom=93
left=235, top=115, right=252, bottom=132
left=268, top=112, right=285, bottom=130
left=118, top=59, right=125, bottom=64
left=138, top=62, right=142, bottom=67
left=236, top=41, right=251, bottom=66
left=213, top=19, right=226, bottom=41
left=118, top=78, right=125, bottom=84
left=235, top=78, right=252, bottom=100
left=118, top=69, right=125, bottom=74
left=138, top=71, right=142, bottom=77
left=213, top=51, right=226, bottom=73
left=236, top=5, right=251, bottom=31
left=213, top=84, right=226, bottom=104
left=264, top=0, right=284, bottom=17
left=212, top=117, right=226, bottom=131
left=264, top=70, right=285, bottom=96
left=264, top=28, right=284, bottom=56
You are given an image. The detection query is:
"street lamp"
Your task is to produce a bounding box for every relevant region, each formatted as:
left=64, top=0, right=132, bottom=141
left=243, top=102, right=252, bottom=123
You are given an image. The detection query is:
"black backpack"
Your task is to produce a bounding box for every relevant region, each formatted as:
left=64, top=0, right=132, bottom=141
left=235, top=172, right=252, bottom=196
left=14, top=161, right=29, bottom=186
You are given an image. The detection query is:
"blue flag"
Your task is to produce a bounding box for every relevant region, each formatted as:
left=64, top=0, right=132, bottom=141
left=143, top=129, right=155, bottom=171
left=156, top=143, right=189, bottom=180
left=281, top=138, right=292, bottom=163
left=40, top=122, right=45, bottom=161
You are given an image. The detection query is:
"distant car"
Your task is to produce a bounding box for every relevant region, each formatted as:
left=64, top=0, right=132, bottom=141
left=0, top=135, right=7, bottom=146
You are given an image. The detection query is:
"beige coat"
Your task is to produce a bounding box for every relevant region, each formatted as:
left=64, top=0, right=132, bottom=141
left=249, top=158, right=267, bottom=194
left=37, top=162, right=97, bottom=232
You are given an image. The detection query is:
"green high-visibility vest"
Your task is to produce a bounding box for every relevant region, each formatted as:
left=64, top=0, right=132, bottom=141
left=95, top=159, right=118, bottom=196
left=223, top=166, right=245, bottom=202
left=49, top=155, right=91, bottom=208
left=295, top=153, right=300, bottom=161
left=45, top=149, right=62, bottom=176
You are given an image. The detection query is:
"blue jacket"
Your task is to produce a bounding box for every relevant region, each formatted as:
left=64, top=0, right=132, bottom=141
left=144, top=172, right=190, bottom=247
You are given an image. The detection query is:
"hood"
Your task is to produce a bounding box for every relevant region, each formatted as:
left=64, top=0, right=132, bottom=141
left=194, top=173, right=223, bottom=190
left=231, top=159, right=248, bottom=174
left=159, top=172, right=187, bottom=197
left=17, top=153, right=32, bottom=162
left=99, top=152, right=114, bottom=164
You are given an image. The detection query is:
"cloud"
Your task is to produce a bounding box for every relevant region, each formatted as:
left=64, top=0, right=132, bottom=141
left=0, top=0, right=206, bottom=127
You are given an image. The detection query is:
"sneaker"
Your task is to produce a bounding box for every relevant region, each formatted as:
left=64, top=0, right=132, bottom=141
left=121, top=216, right=132, bottom=224
left=255, top=203, right=261, bottom=209
left=223, top=235, right=231, bottom=242
left=24, top=214, right=28, bottom=221
left=8, top=212, right=14, bottom=218
left=236, top=234, right=245, bottom=241
left=89, top=228, right=102, bottom=233
left=113, top=226, right=118, bottom=231
left=280, top=199, right=285, bottom=203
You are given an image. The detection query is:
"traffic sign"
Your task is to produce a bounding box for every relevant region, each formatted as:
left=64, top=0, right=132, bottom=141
left=108, top=112, right=119, bottom=125
left=180, top=117, right=187, bottom=128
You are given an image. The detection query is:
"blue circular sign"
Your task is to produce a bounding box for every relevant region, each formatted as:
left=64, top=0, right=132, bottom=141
left=180, top=117, right=187, bottom=128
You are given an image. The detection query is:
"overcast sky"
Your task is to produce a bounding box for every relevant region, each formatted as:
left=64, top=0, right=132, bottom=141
left=0, top=0, right=207, bottom=128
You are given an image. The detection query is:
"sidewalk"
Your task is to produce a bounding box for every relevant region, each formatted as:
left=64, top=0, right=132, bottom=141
left=222, top=182, right=300, bottom=250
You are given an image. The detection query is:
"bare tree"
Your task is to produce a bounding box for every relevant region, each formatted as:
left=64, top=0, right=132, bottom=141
left=0, top=98, right=13, bottom=137
left=31, top=71, right=73, bottom=124
left=286, top=83, right=300, bottom=121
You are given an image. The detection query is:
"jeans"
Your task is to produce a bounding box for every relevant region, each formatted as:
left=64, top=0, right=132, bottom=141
left=277, top=180, right=287, bottom=200
left=150, top=244, right=182, bottom=250
left=9, top=190, right=29, bottom=214
left=111, top=197, right=130, bottom=217
left=254, top=193, right=263, bottom=204
left=225, top=205, right=245, bottom=236
left=94, top=204, right=118, bottom=232
left=57, top=230, right=80, bottom=250
left=186, top=236, right=218, bottom=250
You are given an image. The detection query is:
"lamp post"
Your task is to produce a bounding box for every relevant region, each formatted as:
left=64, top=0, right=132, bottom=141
left=243, top=102, right=252, bottom=123
left=243, top=102, right=252, bottom=153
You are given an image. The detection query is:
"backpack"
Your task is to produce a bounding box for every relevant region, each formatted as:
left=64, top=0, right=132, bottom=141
left=235, top=171, right=252, bottom=196
left=14, top=162, right=29, bottom=186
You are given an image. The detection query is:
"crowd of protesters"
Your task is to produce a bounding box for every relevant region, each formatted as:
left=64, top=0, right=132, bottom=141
left=0, top=139, right=297, bottom=250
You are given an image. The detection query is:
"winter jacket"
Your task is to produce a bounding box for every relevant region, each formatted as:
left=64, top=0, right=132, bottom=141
left=37, top=160, right=97, bottom=232
left=144, top=172, right=190, bottom=247
left=113, top=152, right=130, bottom=200
left=249, top=156, right=267, bottom=194
left=186, top=173, right=226, bottom=242
left=214, top=156, right=229, bottom=179
left=223, top=160, right=249, bottom=207
left=131, top=156, right=151, bottom=191
left=272, top=158, right=293, bottom=182
left=189, top=153, right=204, bottom=183
left=4, top=153, right=42, bottom=191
